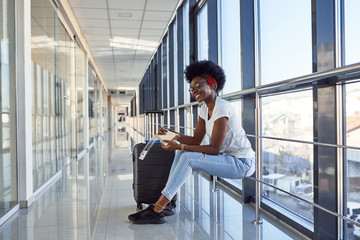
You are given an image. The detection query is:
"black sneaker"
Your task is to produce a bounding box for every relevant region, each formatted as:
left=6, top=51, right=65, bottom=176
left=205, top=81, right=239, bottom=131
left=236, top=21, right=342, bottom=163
left=163, top=203, right=175, bottom=216
left=128, top=205, right=165, bottom=224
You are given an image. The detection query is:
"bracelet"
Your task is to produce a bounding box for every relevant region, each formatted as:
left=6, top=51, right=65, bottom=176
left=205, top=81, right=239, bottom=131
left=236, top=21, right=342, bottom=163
left=181, top=144, right=185, bottom=154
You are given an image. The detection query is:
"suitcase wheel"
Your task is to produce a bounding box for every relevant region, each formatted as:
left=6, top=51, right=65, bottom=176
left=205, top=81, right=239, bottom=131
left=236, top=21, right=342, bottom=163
left=137, top=202, right=143, bottom=210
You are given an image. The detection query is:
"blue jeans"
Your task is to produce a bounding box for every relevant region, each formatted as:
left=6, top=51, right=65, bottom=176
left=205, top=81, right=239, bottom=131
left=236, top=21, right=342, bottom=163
left=161, top=150, right=255, bottom=201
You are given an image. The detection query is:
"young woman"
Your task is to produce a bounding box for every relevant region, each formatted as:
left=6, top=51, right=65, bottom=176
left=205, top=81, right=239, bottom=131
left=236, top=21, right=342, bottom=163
left=128, top=60, right=255, bottom=224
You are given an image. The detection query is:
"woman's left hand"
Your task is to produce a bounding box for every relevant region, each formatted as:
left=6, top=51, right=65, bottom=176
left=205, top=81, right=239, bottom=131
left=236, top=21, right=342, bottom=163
left=161, top=140, right=180, bottom=151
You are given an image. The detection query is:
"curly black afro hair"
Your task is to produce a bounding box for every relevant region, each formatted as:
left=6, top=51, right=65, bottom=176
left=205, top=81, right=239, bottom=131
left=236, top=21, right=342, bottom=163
left=184, top=60, right=226, bottom=93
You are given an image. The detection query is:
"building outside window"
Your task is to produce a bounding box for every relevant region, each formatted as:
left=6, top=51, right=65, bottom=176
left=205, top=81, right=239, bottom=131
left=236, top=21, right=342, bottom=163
left=261, top=90, right=314, bottom=224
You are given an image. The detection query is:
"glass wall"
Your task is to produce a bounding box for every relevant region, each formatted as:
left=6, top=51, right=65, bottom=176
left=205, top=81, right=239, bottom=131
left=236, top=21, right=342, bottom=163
left=75, top=42, right=85, bottom=154
left=197, top=3, right=208, bottom=60
left=133, top=0, right=360, bottom=237
left=56, top=19, right=72, bottom=169
left=31, top=0, right=57, bottom=190
left=88, top=65, right=96, bottom=144
left=218, top=0, right=241, bottom=94
left=345, top=81, right=360, bottom=239
left=0, top=0, right=17, bottom=216
left=96, top=78, right=102, bottom=136
left=102, top=87, right=107, bottom=132
left=259, top=0, right=312, bottom=85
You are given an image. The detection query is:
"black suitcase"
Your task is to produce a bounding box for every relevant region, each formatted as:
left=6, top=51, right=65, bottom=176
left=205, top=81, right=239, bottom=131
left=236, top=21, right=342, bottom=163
left=132, top=142, right=175, bottom=210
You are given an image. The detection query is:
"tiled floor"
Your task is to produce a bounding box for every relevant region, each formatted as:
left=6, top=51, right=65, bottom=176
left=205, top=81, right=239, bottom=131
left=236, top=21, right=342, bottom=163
left=0, top=126, right=310, bottom=239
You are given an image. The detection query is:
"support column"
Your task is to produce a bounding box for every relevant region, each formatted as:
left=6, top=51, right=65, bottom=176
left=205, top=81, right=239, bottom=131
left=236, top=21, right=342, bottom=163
left=241, top=0, right=256, bottom=203
left=312, top=0, right=338, bottom=239
left=17, top=0, right=34, bottom=207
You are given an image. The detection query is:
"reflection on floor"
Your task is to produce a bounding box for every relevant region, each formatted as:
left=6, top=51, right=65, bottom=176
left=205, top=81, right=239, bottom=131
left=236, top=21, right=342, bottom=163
left=0, top=127, right=310, bottom=239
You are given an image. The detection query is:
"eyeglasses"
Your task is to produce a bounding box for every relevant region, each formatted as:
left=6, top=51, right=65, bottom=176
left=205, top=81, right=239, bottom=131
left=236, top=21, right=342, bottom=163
left=188, top=81, right=207, bottom=94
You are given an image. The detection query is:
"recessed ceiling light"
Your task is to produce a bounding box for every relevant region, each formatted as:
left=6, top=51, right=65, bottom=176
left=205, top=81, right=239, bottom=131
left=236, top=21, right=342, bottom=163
left=118, top=12, right=132, bottom=18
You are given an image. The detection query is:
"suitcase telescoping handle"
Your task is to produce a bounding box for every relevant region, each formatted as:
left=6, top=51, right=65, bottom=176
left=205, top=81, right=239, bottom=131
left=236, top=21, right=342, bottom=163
left=145, top=110, right=164, bottom=140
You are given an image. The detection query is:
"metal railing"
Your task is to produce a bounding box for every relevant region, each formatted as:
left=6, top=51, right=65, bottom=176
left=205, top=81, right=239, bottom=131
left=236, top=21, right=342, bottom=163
left=133, top=61, right=360, bottom=232
left=247, top=176, right=360, bottom=228
left=140, top=113, right=360, bottom=228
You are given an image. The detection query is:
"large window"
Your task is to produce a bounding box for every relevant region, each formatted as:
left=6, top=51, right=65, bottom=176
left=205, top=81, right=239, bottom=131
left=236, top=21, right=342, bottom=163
left=344, top=0, right=360, bottom=65
left=261, top=90, right=314, bottom=223
left=161, top=36, right=168, bottom=110
left=345, top=81, right=360, bottom=239
left=259, top=0, right=312, bottom=85
left=183, top=0, right=190, bottom=104
left=218, top=0, right=241, bottom=94
left=197, top=3, right=208, bottom=60
left=173, top=20, right=178, bottom=107
left=0, top=0, right=17, bottom=216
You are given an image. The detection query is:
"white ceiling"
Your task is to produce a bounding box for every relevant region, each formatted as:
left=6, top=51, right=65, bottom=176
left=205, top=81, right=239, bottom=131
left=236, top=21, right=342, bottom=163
left=67, top=0, right=181, bottom=104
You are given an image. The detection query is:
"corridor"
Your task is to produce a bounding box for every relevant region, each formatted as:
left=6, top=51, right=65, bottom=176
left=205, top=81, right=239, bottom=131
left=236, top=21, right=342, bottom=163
left=0, top=126, right=309, bottom=240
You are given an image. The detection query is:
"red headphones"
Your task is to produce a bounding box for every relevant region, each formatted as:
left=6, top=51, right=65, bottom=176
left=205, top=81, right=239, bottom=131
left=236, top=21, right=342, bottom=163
left=207, top=75, right=217, bottom=91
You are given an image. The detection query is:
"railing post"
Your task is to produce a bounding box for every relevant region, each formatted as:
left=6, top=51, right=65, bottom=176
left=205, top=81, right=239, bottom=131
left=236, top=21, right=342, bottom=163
left=253, top=93, right=263, bottom=225
left=211, top=176, right=218, bottom=192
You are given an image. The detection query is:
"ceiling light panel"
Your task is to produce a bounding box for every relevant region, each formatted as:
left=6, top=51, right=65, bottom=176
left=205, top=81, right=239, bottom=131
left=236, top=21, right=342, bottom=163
left=109, top=10, right=143, bottom=20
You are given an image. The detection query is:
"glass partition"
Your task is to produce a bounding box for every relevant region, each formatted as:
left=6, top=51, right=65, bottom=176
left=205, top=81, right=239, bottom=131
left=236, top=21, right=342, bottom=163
left=75, top=42, right=85, bottom=154
left=31, top=0, right=57, bottom=190
left=88, top=65, right=96, bottom=144
left=56, top=19, right=72, bottom=169
left=0, top=0, right=17, bottom=216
